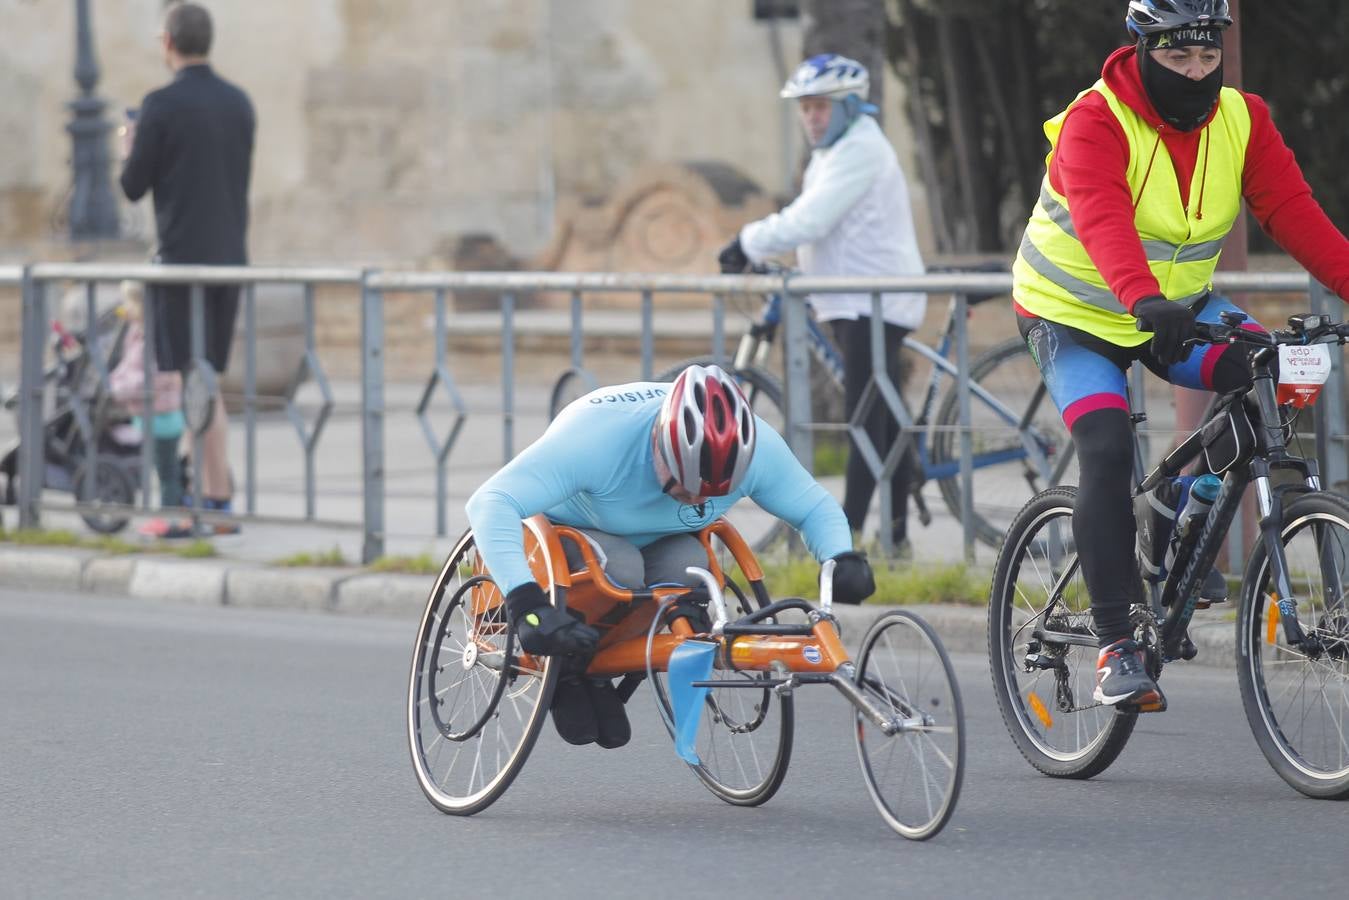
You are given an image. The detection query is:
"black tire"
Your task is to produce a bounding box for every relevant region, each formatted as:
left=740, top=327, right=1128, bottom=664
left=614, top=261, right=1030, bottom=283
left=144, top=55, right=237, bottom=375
left=407, top=529, right=559, bottom=815
left=988, top=487, right=1137, bottom=778
left=1236, top=491, right=1349, bottom=799
left=655, top=357, right=789, bottom=553
left=650, top=576, right=794, bottom=806
left=932, top=338, right=1076, bottom=549
left=548, top=367, right=599, bottom=420
left=854, top=610, right=965, bottom=840
left=75, top=457, right=135, bottom=534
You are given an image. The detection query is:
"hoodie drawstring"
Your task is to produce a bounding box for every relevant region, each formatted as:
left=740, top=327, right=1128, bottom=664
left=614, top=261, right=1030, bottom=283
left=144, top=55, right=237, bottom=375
left=1194, top=126, right=1210, bottom=222
left=1133, top=129, right=1164, bottom=213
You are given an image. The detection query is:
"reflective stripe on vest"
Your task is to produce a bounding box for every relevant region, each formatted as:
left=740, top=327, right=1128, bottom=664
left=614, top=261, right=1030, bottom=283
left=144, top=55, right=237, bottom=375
left=1013, top=80, right=1252, bottom=346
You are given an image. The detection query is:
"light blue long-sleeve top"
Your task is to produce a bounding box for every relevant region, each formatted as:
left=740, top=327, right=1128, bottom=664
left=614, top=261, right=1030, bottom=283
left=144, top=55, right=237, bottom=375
left=465, top=381, right=853, bottom=593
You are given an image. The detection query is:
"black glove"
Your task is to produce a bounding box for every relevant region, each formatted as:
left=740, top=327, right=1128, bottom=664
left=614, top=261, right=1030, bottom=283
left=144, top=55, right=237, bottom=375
left=829, top=551, right=876, bottom=605
left=1133, top=295, right=1196, bottom=367
left=717, top=236, right=749, bottom=274
left=507, top=582, right=600, bottom=657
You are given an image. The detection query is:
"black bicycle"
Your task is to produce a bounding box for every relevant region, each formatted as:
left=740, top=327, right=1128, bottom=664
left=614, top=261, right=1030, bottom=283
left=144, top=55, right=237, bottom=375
left=989, top=310, right=1349, bottom=798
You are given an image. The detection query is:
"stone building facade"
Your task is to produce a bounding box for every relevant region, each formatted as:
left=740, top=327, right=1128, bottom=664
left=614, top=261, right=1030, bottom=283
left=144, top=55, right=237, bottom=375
left=0, top=0, right=930, bottom=268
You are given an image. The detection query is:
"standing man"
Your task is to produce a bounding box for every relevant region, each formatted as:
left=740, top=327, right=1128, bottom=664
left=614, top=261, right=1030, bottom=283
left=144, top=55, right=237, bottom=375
left=719, top=54, right=927, bottom=556
left=120, top=1, right=254, bottom=536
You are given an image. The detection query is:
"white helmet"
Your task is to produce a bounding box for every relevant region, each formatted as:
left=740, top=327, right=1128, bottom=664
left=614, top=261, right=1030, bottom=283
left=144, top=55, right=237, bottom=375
left=780, top=53, right=870, bottom=101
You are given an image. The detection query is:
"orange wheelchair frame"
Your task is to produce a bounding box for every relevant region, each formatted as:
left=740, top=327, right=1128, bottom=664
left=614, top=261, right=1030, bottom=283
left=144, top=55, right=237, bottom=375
left=408, top=515, right=965, bottom=840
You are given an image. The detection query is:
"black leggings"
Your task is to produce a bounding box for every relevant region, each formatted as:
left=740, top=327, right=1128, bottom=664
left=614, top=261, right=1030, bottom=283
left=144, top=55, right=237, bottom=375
left=829, top=317, right=913, bottom=541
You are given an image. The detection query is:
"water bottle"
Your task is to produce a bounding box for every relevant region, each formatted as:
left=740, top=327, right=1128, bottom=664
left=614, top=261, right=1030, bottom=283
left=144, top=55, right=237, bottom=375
left=1135, top=477, right=1183, bottom=582
left=1164, top=473, right=1222, bottom=573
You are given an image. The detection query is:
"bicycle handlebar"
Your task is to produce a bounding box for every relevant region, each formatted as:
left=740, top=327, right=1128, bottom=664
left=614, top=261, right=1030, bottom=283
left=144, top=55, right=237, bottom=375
left=1135, top=310, right=1349, bottom=349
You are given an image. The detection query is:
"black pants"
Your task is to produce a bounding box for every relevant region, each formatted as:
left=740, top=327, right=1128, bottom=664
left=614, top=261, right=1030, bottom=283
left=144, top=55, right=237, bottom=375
left=829, top=317, right=913, bottom=542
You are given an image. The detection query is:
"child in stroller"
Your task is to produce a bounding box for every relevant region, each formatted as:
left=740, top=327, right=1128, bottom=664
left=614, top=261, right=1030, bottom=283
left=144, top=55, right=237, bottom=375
left=108, top=281, right=191, bottom=539
left=1, top=284, right=144, bottom=534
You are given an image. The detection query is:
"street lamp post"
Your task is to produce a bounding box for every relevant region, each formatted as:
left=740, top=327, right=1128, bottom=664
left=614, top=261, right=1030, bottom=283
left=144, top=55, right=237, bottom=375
left=67, top=0, right=121, bottom=241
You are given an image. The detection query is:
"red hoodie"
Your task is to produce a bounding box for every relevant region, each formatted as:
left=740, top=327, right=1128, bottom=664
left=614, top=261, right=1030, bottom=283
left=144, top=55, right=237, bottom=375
left=1037, top=45, right=1349, bottom=314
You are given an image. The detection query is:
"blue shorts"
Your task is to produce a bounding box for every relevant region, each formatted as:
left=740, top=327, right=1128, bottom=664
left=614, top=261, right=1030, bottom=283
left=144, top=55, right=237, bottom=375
left=1018, top=294, right=1267, bottom=429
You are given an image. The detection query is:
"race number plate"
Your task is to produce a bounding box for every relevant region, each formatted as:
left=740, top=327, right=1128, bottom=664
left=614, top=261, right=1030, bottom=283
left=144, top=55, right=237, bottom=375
left=1277, top=344, right=1332, bottom=407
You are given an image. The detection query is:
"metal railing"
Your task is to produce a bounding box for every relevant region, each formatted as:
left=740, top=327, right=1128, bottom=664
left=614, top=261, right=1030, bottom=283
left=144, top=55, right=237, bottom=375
left=5, top=263, right=1343, bottom=564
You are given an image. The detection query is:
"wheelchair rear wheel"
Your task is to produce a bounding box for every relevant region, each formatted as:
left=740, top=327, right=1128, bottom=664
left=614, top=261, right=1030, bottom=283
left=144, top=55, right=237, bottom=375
left=650, top=579, right=794, bottom=806
left=407, top=530, right=559, bottom=815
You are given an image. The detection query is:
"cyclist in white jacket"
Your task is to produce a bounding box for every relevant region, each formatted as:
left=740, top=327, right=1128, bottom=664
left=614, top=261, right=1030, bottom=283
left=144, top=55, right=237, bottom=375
left=719, top=53, right=927, bottom=554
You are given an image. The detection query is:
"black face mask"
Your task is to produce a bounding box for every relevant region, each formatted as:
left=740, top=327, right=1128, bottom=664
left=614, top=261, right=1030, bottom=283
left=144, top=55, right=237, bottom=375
left=1138, top=49, right=1223, bottom=132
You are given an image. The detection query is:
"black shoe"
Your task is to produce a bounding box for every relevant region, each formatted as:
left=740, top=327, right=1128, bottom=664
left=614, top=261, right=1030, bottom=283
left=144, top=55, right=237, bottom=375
left=516, top=606, right=600, bottom=657
left=551, top=677, right=598, bottom=745
left=1196, top=568, right=1228, bottom=609
left=1093, top=638, right=1165, bottom=708
left=585, top=678, right=631, bottom=749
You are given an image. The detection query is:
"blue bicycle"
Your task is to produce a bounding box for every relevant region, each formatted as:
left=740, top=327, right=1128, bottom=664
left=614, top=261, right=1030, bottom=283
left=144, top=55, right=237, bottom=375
left=655, top=268, right=1076, bottom=549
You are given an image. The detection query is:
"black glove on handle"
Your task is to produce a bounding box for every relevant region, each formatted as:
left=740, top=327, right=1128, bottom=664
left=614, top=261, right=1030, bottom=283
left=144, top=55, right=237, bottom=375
left=1133, top=295, right=1197, bottom=367
left=506, top=582, right=600, bottom=657
left=830, top=551, right=876, bottom=605
left=505, top=581, right=549, bottom=619
left=717, top=236, right=750, bottom=274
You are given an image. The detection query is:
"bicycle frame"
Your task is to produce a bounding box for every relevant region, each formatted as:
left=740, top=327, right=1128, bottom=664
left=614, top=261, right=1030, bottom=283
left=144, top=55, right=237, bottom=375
left=743, top=290, right=1064, bottom=486
left=1137, top=336, right=1336, bottom=659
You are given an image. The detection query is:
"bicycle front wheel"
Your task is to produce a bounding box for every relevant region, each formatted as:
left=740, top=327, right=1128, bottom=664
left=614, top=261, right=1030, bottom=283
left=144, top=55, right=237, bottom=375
left=854, top=610, right=964, bottom=840
left=932, top=338, right=1075, bottom=548
left=988, top=487, right=1136, bottom=778
left=1237, top=491, right=1349, bottom=799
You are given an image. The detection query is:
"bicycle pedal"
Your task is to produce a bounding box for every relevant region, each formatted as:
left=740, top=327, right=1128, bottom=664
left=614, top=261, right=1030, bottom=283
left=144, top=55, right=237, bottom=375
left=1123, top=692, right=1168, bottom=714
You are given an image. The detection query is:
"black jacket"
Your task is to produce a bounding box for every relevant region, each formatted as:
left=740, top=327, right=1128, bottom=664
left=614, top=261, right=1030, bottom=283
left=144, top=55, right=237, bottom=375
left=120, top=64, right=255, bottom=265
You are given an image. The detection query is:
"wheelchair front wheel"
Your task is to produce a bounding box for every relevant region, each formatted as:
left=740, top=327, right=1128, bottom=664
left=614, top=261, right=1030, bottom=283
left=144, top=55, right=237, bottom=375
left=407, top=530, right=559, bottom=815
left=854, top=610, right=965, bottom=840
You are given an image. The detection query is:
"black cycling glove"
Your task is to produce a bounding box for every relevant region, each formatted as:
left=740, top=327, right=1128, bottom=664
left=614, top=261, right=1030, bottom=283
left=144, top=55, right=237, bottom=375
left=507, top=582, right=599, bottom=657
left=829, top=551, right=876, bottom=605
left=717, top=236, right=750, bottom=274
left=1133, top=295, right=1196, bottom=367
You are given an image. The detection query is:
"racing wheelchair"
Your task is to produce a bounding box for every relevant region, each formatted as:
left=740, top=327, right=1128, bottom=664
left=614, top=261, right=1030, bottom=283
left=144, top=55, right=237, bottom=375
left=407, top=516, right=965, bottom=839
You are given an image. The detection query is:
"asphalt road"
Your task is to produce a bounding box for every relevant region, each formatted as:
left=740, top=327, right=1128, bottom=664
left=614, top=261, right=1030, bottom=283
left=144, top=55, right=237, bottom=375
left=6, top=587, right=1347, bottom=899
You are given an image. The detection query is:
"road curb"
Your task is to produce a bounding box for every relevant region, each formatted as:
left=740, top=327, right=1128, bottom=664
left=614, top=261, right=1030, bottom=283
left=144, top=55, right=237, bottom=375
left=0, top=546, right=1241, bottom=669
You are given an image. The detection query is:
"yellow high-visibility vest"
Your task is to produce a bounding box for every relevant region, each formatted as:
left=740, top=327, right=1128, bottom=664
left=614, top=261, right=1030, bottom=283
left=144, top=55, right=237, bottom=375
left=1012, top=79, right=1251, bottom=346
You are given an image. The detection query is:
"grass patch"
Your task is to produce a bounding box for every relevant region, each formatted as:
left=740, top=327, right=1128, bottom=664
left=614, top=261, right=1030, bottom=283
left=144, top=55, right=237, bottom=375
left=273, top=546, right=350, bottom=568
left=174, top=540, right=217, bottom=558
left=812, top=434, right=849, bottom=478
left=757, top=554, right=990, bottom=606
left=2, top=528, right=142, bottom=555
left=366, top=553, right=440, bottom=576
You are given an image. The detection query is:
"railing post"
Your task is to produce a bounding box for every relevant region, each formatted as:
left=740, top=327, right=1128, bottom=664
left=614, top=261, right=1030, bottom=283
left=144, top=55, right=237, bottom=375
left=360, top=269, right=385, bottom=563
left=17, top=268, right=45, bottom=529
left=502, top=291, right=515, bottom=462
left=1312, top=280, right=1347, bottom=492
left=956, top=292, right=975, bottom=563
left=780, top=276, right=813, bottom=470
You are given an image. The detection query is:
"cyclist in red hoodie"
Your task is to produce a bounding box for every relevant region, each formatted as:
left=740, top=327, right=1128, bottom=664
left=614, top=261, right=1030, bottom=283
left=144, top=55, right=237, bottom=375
left=1012, top=0, right=1349, bottom=709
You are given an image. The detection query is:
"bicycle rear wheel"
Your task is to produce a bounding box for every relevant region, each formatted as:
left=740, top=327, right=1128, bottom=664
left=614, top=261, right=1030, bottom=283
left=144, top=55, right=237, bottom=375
left=1237, top=491, right=1349, bottom=799
left=655, top=357, right=788, bottom=553
left=988, top=487, right=1137, bottom=778
left=548, top=367, right=599, bottom=420
left=854, top=610, right=964, bottom=840
left=932, top=338, right=1075, bottom=548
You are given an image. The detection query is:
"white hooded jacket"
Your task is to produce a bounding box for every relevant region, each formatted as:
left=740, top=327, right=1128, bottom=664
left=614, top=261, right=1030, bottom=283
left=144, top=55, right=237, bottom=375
left=739, top=114, right=926, bottom=329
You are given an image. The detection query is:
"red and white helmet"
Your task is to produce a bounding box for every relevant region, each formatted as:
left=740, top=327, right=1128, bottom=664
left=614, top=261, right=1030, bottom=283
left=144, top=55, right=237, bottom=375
left=654, top=365, right=756, bottom=498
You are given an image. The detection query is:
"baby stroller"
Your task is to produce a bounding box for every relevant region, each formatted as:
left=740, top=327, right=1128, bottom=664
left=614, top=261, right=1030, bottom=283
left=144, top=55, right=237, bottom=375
left=1, top=307, right=142, bottom=534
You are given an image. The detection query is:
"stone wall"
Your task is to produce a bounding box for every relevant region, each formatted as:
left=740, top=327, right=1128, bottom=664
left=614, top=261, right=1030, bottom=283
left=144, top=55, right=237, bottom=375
left=0, top=0, right=935, bottom=268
